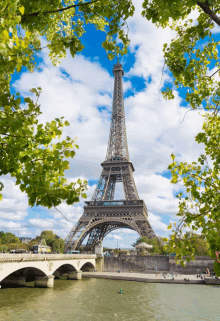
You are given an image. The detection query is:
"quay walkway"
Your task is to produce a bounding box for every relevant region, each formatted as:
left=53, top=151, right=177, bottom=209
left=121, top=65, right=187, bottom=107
left=83, top=272, right=220, bottom=285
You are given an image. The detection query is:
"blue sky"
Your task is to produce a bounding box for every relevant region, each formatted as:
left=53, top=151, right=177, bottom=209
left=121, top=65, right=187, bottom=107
left=1, top=1, right=215, bottom=248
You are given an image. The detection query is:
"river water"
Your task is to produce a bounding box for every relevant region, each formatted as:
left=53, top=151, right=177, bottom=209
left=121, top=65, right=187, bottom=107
left=0, top=278, right=219, bottom=321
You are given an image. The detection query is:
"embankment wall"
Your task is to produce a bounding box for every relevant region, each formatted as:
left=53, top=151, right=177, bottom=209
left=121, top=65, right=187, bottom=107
left=104, top=255, right=215, bottom=274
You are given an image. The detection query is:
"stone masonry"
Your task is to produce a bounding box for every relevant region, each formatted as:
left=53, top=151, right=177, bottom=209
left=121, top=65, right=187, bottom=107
left=104, top=255, right=215, bottom=275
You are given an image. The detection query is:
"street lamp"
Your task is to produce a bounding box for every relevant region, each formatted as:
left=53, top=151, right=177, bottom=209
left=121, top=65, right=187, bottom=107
left=17, top=231, right=20, bottom=250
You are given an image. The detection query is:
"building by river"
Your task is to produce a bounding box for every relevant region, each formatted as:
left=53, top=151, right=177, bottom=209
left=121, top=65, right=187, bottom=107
left=32, top=244, right=51, bottom=254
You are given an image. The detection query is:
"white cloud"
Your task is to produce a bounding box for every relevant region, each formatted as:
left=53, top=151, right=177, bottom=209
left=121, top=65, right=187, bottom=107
left=0, top=219, right=29, bottom=235
left=119, top=243, right=126, bottom=248
left=148, top=212, right=168, bottom=233
left=28, top=218, right=56, bottom=229
left=114, top=229, right=138, bottom=235
left=126, top=1, right=175, bottom=80
left=0, top=176, right=28, bottom=221
left=136, top=174, right=181, bottom=216
left=106, top=234, right=123, bottom=241
left=0, top=220, right=21, bottom=230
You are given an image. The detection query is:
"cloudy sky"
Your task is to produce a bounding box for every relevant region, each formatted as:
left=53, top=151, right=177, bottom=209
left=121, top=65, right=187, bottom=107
left=1, top=1, right=208, bottom=248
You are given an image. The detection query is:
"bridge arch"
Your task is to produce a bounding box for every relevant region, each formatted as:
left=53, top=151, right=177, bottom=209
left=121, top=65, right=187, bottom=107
left=52, top=263, right=77, bottom=278
left=0, top=266, right=47, bottom=284
left=80, top=262, right=95, bottom=272
left=50, top=261, right=79, bottom=275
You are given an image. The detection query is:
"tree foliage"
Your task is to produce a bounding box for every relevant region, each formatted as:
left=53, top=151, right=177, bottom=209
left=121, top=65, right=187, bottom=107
left=0, top=231, right=26, bottom=252
left=142, top=0, right=220, bottom=274
left=29, top=230, right=65, bottom=253
left=142, top=0, right=220, bottom=107
left=0, top=0, right=135, bottom=208
left=0, top=231, right=20, bottom=244
left=166, top=232, right=209, bottom=256
left=132, top=236, right=168, bottom=255
left=190, top=233, right=210, bottom=256
left=165, top=114, right=220, bottom=274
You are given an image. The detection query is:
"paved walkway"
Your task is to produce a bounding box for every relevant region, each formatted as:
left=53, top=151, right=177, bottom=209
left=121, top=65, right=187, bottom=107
left=83, top=272, right=207, bottom=284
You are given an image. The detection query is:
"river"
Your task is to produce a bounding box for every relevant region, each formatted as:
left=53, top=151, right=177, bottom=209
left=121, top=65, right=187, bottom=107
left=0, top=278, right=219, bottom=320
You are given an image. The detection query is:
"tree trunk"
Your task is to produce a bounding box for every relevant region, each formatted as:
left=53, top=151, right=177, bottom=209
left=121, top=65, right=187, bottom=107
left=197, top=1, right=220, bottom=27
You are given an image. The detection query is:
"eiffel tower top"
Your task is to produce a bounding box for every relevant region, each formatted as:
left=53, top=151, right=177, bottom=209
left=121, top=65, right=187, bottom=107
left=105, top=61, right=129, bottom=163
left=113, top=61, right=124, bottom=75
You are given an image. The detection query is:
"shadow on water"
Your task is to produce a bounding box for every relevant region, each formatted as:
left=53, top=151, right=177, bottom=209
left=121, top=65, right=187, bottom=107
left=0, top=278, right=77, bottom=312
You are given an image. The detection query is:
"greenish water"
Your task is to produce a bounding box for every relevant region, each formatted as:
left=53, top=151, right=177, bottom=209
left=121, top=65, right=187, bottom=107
left=0, top=278, right=219, bottom=321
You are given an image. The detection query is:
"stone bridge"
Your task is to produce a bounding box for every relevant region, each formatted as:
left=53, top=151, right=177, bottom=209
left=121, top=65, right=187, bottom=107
left=0, top=254, right=103, bottom=288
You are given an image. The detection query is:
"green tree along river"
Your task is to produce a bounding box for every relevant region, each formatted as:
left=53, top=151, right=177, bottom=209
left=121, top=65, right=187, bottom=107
left=0, top=278, right=219, bottom=321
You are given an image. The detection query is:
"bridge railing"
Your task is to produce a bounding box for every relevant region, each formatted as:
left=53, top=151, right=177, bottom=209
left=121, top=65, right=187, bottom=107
left=0, top=253, right=97, bottom=263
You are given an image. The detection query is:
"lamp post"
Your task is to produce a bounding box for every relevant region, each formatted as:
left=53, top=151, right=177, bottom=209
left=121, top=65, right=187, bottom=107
left=17, top=231, right=20, bottom=250
left=9, top=237, right=13, bottom=252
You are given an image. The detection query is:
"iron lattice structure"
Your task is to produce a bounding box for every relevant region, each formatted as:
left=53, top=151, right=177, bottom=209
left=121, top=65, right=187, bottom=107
left=65, top=62, right=156, bottom=252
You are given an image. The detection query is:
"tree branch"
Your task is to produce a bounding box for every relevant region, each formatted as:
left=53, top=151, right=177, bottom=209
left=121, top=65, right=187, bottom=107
left=0, top=132, right=31, bottom=138
left=197, top=1, right=220, bottom=27
left=22, top=0, right=100, bottom=19
left=191, top=173, right=220, bottom=194
left=180, top=107, right=211, bottom=124
left=207, top=67, right=220, bottom=78
left=158, top=60, right=165, bottom=94
left=175, top=216, right=186, bottom=232
left=54, top=206, right=69, bottom=221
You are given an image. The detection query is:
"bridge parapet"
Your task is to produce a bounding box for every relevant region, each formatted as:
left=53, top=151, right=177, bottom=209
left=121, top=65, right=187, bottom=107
left=0, top=254, right=102, bottom=288
left=0, top=253, right=96, bottom=263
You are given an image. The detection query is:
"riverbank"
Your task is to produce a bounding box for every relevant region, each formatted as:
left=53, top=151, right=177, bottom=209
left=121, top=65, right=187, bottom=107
left=83, top=272, right=220, bottom=285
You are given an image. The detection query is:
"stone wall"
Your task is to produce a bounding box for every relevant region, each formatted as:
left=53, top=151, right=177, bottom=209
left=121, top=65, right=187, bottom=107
left=104, top=255, right=215, bottom=274
left=169, top=256, right=215, bottom=274
left=104, top=256, right=143, bottom=273
left=104, top=255, right=169, bottom=273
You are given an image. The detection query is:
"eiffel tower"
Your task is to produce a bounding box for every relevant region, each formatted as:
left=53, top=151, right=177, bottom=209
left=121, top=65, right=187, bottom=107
left=65, top=62, right=156, bottom=252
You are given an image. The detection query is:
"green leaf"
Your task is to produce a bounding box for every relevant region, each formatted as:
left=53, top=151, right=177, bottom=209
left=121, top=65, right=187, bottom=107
left=2, top=30, right=9, bottom=41
left=180, top=260, right=186, bottom=267
left=19, top=6, right=24, bottom=15
left=171, top=153, right=176, bottom=160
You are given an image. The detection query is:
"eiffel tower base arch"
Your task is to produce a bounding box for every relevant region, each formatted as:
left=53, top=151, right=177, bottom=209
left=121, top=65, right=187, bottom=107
left=65, top=202, right=156, bottom=252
